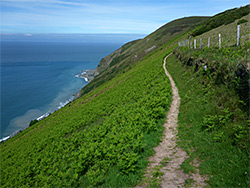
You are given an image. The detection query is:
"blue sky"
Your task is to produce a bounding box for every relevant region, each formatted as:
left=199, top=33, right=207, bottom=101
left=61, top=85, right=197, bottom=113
left=0, top=0, right=249, bottom=34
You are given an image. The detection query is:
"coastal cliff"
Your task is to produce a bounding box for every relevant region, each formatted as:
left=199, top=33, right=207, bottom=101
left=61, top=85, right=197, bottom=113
left=1, top=5, right=249, bottom=187
left=80, top=16, right=210, bottom=96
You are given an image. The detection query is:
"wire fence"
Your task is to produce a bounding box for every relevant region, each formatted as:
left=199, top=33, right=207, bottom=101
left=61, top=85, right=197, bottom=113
left=178, top=24, right=250, bottom=49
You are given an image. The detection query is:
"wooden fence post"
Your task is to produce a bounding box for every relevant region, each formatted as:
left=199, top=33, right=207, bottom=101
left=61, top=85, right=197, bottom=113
left=219, top=34, right=221, bottom=48
left=208, top=37, right=210, bottom=48
left=237, top=25, right=240, bottom=46
left=194, top=39, right=196, bottom=49
left=200, top=38, right=202, bottom=49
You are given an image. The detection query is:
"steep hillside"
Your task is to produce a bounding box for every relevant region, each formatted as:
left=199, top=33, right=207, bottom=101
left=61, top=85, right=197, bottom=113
left=190, top=13, right=250, bottom=48
left=1, top=16, right=205, bottom=187
left=95, top=16, right=209, bottom=74
left=166, top=50, right=249, bottom=187
left=81, top=16, right=209, bottom=95
left=1, top=5, right=249, bottom=188
left=0, top=44, right=175, bottom=187
left=168, top=8, right=249, bottom=186
left=192, top=4, right=250, bottom=36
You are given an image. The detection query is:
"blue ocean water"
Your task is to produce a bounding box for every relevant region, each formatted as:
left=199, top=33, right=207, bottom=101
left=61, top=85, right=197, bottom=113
left=1, top=40, right=127, bottom=139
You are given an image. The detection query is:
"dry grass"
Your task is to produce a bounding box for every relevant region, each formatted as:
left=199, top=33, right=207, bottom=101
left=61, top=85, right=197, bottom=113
left=190, top=14, right=250, bottom=48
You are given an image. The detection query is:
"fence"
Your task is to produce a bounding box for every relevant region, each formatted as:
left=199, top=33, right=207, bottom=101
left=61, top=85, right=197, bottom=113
left=178, top=24, right=250, bottom=49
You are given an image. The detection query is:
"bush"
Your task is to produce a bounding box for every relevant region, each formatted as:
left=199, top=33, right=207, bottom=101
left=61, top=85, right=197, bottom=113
left=237, top=19, right=248, bottom=25
left=174, top=43, right=250, bottom=150
left=29, top=119, right=38, bottom=127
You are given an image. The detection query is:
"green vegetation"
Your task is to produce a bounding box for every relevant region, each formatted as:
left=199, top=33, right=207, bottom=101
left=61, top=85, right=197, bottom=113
left=180, top=158, right=196, bottom=174
left=175, top=42, right=250, bottom=115
left=149, top=16, right=209, bottom=45
left=1, top=4, right=249, bottom=187
left=150, top=166, right=164, bottom=186
left=0, top=42, right=176, bottom=187
left=160, top=157, right=170, bottom=167
left=29, top=119, right=39, bottom=127
left=139, top=157, right=171, bottom=188
left=2, top=16, right=203, bottom=185
left=192, top=4, right=250, bottom=36
left=82, top=16, right=208, bottom=96
left=166, top=52, right=249, bottom=187
left=238, top=18, right=248, bottom=25
left=139, top=165, right=163, bottom=188
left=185, top=178, right=195, bottom=188
left=172, top=13, right=250, bottom=185
left=189, top=13, right=250, bottom=48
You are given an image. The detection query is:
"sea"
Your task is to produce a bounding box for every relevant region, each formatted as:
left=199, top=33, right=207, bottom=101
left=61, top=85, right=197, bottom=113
left=1, top=34, right=144, bottom=140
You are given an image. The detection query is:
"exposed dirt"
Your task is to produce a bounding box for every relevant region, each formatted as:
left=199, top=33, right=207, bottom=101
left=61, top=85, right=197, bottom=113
left=136, top=53, right=208, bottom=188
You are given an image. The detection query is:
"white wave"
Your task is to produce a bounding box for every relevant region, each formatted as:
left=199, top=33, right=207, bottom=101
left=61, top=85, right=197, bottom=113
left=37, top=96, right=75, bottom=121
left=0, top=136, right=10, bottom=143
left=36, top=112, right=50, bottom=121
left=3, top=77, right=80, bottom=141
left=75, top=74, right=89, bottom=82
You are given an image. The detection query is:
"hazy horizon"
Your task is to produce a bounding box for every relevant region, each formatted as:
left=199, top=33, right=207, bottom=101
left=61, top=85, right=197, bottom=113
left=1, top=33, right=146, bottom=43
left=1, top=0, right=249, bottom=34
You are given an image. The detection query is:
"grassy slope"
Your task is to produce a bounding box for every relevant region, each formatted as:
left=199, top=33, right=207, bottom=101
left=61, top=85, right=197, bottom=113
left=190, top=13, right=250, bottom=48
left=1, top=6, right=249, bottom=187
left=0, top=27, right=190, bottom=186
left=165, top=10, right=250, bottom=187
left=0, top=44, right=172, bottom=187
left=192, top=4, right=250, bottom=36
left=166, top=54, right=249, bottom=187
left=0, top=16, right=207, bottom=187
left=81, top=16, right=209, bottom=96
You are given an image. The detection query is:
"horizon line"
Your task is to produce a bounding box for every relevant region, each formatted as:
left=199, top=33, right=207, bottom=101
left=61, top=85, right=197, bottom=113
left=0, top=33, right=147, bottom=35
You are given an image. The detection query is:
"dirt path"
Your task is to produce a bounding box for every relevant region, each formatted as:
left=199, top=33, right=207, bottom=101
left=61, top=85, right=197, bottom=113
left=136, top=53, right=208, bottom=188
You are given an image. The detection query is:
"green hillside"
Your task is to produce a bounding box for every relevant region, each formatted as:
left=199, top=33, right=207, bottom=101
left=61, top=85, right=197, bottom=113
left=1, top=46, right=173, bottom=187
left=170, top=5, right=250, bottom=186
left=0, top=17, right=203, bottom=187
left=192, top=4, right=250, bottom=36
left=190, top=13, right=250, bottom=48
left=1, top=5, right=249, bottom=187
left=81, top=16, right=209, bottom=95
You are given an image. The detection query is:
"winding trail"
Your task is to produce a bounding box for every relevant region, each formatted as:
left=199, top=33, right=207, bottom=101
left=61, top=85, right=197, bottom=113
left=136, top=53, right=208, bottom=188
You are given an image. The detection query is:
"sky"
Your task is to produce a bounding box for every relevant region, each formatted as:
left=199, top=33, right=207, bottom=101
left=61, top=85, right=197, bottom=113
left=0, top=0, right=249, bottom=34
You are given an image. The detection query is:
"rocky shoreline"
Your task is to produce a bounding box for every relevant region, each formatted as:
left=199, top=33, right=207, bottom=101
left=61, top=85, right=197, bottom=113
left=75, top=69, right=98, bottom=82
left=0, top=69, right=98, bottom=143
left=0, top=69, right=99, bottom=143
left=73, top=69, right=99, bottom=98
